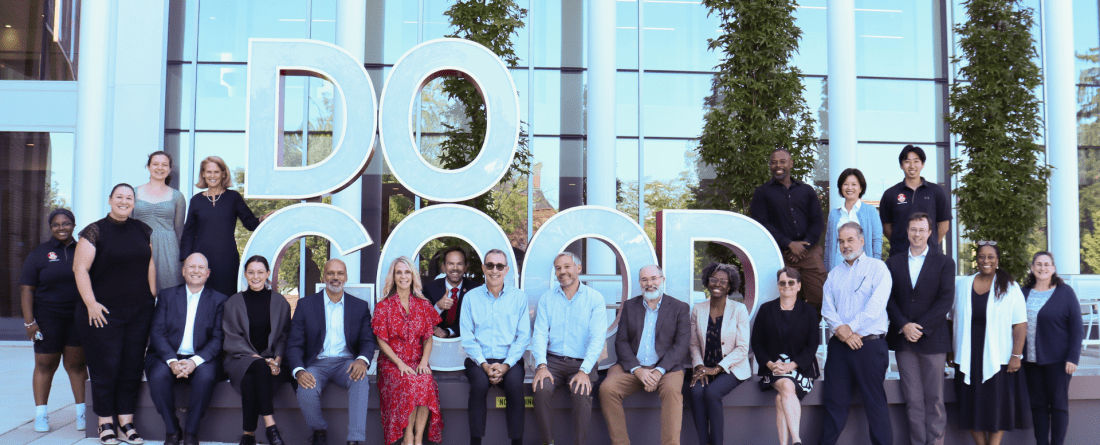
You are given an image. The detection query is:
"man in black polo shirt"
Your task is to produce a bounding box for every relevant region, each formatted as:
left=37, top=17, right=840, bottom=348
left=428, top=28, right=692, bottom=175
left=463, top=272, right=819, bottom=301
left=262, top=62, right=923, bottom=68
left=879, top=145, right=951, bottom=257
left=750, top=148, right=826, bottom=310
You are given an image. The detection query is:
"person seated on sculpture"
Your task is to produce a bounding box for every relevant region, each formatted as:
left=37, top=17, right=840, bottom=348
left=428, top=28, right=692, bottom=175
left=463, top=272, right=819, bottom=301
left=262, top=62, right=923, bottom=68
left=423, top=246, right=481, bottom=338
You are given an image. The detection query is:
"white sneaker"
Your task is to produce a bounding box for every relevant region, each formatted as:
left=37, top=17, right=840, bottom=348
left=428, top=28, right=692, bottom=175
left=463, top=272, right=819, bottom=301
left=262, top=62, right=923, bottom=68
left=34, top=413, right=49, bottom=432
left=76, top=411, right=86, bottom=431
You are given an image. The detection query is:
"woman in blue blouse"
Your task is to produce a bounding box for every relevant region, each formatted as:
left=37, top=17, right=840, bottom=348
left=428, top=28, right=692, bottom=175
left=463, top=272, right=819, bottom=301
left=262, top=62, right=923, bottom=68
left=824, top=168, right=882, bottom=271
left=1022, top=251, right=1083, bottom=445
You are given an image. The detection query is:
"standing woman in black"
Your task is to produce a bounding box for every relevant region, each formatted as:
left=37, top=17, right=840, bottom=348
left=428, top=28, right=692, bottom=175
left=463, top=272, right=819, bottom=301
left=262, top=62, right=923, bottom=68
left=222, top=256, right=289, bottom=445
left=180, top=156, right=260, bottom=298
left=73, top=184, right=157, bottom=445
left=1022, top=251, right=1084, bottom=445
left=20, top=208, right=87, bottom=433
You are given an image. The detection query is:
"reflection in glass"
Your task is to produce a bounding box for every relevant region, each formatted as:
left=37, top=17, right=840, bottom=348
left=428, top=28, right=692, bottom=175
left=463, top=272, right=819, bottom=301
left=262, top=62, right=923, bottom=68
left=195, top=64, right=247, bottom=131
left=1080, top=147, right=1100, bottom=274
left=197, top=0, right=310, bottom=62
left=615, top=139, right=640, bottom=222
left=1073, top=0, right=1100, bottom=85
left=618, top=72, right=639, bottom=137
left=856, top=79, right=944, bottom=143
left=617, top=1, right=638, bottom=69
left=0, top=0, right=78, bottom=80
left=854, top=0, right=942, bottom=79
left=643, top=73, right=710, bottom=138
left=793, top=1, right=828, bottom=76
left=382, top=0, right=421, bottom=65
left=639, top=138, right=700, bottom=243
left=641, top=0, right=721, bottom=72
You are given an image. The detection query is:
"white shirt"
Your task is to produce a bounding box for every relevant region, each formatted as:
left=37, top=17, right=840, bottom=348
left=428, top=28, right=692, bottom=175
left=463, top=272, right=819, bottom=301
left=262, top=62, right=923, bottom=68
left=951, top=275, right=1027, bottom=384
left=837, top=200, right=863, bottom=228
left=821, top=253, right=892, bottom=336
left=168, top=286, right=206, bottom=367
left=436, top=280, right=463, bottom=336
left=908, top=245, right=929, bottom=288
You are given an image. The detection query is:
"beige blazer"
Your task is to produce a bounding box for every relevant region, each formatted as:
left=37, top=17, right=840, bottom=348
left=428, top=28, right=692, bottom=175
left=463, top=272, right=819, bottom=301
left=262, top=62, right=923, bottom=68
left=689, top=298, right=751, bottom=380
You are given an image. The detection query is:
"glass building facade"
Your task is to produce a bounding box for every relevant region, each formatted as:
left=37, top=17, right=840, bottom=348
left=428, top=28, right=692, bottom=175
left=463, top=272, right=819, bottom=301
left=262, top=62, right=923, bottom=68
left=1, top=0, right=1098, bottom=319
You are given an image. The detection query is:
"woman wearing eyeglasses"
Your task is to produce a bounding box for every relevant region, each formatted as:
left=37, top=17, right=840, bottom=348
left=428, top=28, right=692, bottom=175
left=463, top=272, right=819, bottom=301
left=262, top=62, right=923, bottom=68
left=751, top=267, right=820, bottom=445
left=951, top=241, right=1029, bottom=445
left=687, top=262, right=750, bottom=445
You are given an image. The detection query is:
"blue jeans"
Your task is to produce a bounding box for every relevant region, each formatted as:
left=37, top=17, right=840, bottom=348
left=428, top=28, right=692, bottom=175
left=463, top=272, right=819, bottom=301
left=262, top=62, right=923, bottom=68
left=688, top=372, right=743, bottom=445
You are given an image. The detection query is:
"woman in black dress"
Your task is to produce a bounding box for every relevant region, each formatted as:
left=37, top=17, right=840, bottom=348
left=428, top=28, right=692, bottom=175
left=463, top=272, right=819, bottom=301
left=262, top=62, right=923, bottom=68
left=751, top=267, right=820, bottom=445
left=180, top=156, right=260, bottom=297
left=19, top=208, right=87, bottom=433
left=73, top=184, right=157, bottom=444
left=951, top=242, right=1029, bottom=445
left=222, top=256, right=289, bottom=445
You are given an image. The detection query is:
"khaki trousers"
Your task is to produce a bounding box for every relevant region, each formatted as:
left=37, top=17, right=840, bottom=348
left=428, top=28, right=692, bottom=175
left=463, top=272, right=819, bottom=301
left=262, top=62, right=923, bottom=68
left=786, top=243, right=826, bottom=311
left=599, top=364, right=685, bottom=445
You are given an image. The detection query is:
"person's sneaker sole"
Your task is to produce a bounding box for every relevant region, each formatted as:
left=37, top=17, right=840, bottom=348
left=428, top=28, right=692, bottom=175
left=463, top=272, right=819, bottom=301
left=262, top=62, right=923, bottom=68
left=76, top=413, right=86, bottom=431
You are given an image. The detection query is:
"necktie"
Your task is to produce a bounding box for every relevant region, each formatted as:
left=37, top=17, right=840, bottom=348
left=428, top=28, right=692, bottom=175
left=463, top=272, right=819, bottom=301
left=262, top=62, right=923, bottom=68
left=445, top=287, right=460, bottom=326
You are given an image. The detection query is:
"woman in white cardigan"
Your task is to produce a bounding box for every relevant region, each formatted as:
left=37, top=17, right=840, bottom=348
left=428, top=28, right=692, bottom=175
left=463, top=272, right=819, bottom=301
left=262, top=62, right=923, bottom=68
left=687, top=262, right=750, bottom=445
left=951, top=242, right=1029, bottom=445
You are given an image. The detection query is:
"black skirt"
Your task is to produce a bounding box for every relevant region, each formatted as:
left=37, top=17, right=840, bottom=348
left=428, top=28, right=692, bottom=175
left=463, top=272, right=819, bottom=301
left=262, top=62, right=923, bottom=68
left=954, top=289, right=1030, bottom=432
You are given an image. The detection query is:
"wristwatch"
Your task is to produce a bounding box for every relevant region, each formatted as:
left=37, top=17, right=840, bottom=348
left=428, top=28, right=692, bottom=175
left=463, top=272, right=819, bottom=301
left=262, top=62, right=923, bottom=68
left=1011, top=354, right=1023, bottom=360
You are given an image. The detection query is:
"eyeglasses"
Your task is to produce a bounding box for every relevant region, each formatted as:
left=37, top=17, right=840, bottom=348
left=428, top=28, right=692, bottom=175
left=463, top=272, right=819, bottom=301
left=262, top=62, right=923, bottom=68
left=707, top=277, right=729, bottom=286
left=977, top=240, right=998, bottom=246
left=907, top=228, right=929, bottom=235
left=483, top=262, right=507, bottom=271
left=778, top=280, right=799, bottom=287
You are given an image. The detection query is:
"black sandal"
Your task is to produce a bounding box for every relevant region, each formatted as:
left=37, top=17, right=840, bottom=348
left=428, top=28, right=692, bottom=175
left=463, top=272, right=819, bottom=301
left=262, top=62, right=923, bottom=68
left=98, top=423, right=120, bottom=445
left=119, top=423, right=144, bottom=445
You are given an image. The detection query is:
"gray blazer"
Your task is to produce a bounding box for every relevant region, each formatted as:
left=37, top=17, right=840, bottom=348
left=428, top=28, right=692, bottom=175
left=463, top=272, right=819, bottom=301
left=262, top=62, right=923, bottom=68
left=222, top=290, right=291, bottom=393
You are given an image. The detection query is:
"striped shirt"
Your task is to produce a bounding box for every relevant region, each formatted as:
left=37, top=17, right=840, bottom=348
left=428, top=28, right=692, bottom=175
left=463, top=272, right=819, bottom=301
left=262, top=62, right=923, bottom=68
left=822, top=253, right=892, bottom=336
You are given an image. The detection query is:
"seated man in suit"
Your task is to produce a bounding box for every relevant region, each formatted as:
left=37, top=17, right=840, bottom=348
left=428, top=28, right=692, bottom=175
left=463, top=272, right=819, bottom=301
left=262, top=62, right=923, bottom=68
left=423, top=246, right=481, bottom=338
left=600, top=265, right=691, bottom=445
left=288, top=259, right=376, bottom=445
left=145, top=253, right=228, bottom=445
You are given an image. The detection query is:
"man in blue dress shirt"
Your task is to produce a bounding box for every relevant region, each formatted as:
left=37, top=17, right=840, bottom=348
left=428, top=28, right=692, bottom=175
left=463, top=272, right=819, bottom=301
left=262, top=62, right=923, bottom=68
left=820, top=222, right=894, bottom=445
left=460, top=249, right=531, bottom=445
left=530, top=252, right=608, bottom=445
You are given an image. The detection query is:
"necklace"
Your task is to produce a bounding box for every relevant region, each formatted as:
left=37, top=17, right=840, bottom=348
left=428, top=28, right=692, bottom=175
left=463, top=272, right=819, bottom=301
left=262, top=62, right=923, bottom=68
left=780, top=298, right=796, bottom=310
left=206, top=190, right=223, bottom=207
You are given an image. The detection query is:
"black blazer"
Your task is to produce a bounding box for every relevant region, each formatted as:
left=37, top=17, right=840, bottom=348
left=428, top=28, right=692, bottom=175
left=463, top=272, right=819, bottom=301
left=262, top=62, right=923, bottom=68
left=614, top=294, right=691, bottom=373
left=286, top=291, right=377, bottom=372
left=885, top=250, right=955, bottom=354
left=147, top=284, right=228, bottom=365
left=751, top=298, right=820, bottom=379
left=423, top=276, right=481, bottom=335
left=1023, top=285, right=1084, bottom=365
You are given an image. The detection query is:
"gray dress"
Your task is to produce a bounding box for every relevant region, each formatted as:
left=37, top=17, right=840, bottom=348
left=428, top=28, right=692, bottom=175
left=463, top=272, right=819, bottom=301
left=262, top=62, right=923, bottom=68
left=133, top=189, right=186, bottom=292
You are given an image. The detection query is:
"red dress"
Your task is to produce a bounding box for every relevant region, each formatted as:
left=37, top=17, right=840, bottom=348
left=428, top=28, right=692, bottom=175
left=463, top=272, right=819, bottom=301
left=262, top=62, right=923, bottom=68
left=373, top=294, right=444, bottom=443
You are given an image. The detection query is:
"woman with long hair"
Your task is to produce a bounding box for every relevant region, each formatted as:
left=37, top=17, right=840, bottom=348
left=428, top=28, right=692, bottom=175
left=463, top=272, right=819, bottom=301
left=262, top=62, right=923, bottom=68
left=373, top=256, right=444, bottom=445
left=133, top=151, right=186, bottom=291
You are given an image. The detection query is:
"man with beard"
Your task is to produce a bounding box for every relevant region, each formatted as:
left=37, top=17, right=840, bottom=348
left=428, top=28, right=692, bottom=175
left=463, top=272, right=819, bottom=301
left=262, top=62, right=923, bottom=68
left=424, top=246, right=481, bottom=338
left=820, top=222, right=894, bottom=445
left=288, top=259, right=376, bottom=445
left=600, top=265, right=692, bottom=445
left=459, top=249, right=530, bottom=445
left=750, top=148, right=827, bottom=310
left=530, top=252, right=607, bottom=445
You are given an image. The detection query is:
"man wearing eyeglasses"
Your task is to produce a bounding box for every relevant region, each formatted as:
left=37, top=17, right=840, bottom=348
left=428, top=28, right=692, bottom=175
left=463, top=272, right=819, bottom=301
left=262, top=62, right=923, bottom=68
left=459, top=249, right=530, bottom=445
left=885, top=212, right=955, bottom=445
left=820, top=221, right=894, bottom=445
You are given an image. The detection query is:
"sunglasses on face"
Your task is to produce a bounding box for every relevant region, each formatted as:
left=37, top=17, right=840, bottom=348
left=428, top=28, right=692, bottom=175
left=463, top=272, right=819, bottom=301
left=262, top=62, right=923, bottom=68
left=483, top=262, right=507, bottom=271
left=778, top=280, right=799, bottom=287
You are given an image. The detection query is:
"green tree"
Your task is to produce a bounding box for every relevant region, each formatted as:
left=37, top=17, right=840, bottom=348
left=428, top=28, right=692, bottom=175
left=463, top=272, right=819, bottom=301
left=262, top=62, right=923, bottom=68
left=696, top=0, right=817, bottom=214
left=947, top=0, right=1049, bottom=280
left=1075, top=47, right=1100, bottom=273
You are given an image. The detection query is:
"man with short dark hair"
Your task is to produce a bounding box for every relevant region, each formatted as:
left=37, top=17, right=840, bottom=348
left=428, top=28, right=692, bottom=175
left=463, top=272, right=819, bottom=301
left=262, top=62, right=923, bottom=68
left=879, top=145, right=952, bottom=257
left=424, top=246, right=481, bottom=338
left=750, top=148, right=827, bottom=310
left=886, top=213, right=955, bottom=445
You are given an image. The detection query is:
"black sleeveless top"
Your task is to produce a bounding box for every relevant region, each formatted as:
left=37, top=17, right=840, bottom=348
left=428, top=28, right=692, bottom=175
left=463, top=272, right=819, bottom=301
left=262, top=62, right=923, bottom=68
left=79, top=216, right=154, bottom=307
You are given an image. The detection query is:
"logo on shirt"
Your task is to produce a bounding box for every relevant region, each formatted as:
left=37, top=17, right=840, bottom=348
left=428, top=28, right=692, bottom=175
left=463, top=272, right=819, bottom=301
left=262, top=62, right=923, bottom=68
left=47, top=252, right=58, bottom=262
left=897, top=193, right=907, bottom=204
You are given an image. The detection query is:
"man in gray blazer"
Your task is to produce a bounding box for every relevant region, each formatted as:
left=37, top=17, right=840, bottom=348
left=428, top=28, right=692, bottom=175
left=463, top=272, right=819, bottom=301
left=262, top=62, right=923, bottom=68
left=600, top=265, right=692, bottom=445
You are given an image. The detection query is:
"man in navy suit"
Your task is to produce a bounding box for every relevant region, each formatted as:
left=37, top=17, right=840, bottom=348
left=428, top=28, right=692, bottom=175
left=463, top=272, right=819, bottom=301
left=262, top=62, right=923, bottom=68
left=145, top=253, right=228, bottom=445
left=886, top=212, right=955, bottom=445
left=423, top=246, right=481, bottom=338
left=288, top=259, right=376, bottom=445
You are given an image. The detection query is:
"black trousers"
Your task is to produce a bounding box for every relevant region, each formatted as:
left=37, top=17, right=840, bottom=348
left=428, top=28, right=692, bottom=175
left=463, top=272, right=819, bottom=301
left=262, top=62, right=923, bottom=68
left=78, top=302, right=153, bottom=417
left=1023, top=361, right=1072, bottom=445
left=145, top=354, right=220, bottom=435
left=821, top=336, right=892, bottom=445
left=464, top=357, right=525, bottom=439
left=240, top=359, right=277, bottom=432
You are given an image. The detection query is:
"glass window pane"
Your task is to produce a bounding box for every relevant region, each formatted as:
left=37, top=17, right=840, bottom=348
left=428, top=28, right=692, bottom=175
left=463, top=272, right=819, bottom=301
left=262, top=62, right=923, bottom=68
left=803, top=76, right=827, bottom=139
left=641, top=138, right=700, bottom=241
left=1081, top=147, right=1100, bottom=273
left=195, top=64, right=247, bottom=131
left=166, top=63, right=194, bottom=130
left=794, top=1, right=828, bottom=76
left=855, top=0, right=943, bottom=79
left=165, top=131, right=191, bottom=194
left=531, top=136, right=562, bottom=211
left=1073, top=0, right=1100, bottom=85
left=641, top=0, right=721, bottom=72
left=533, top=0, right=564, bottom=67
left=193, top=132, right=247, bottom=186
left=512, top=69, right=530, bottom=126
left=383, top=0, right=420, bottom=65
left=618, top=72, right=639, bottom=137
left=311, top=0, right=336, bottom=44
left=643, top=73, right=709, bottom=138
left=854, top=142, right=943, bottom=202
left=533, top=70, right=585, bottom=136
left=425, top=0, right=457, bottom=41
left=615, top=138, right=640, bottom=222
left=856, top=79, right=944, bottom=143
left=617, top=0, right=638, bottom=70
left=1080, top=86, right=1100, bottom=146
left=168, top=0, right=196, bottom=61
left=197, top=0, right=310, bottom=62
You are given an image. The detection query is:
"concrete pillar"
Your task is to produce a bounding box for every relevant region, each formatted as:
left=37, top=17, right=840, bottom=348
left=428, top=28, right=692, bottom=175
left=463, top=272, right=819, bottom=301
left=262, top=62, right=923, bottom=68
left=110, top=0, right=169, bottom=187
left=73, top=0, right=115, bottom=232
left=1044, top=0, right=1081, bottom=274
left=827, top=0, right=856, bottom=212
left=586, top=0, right=617, bottom=281
left=333, top=0, right=368, bottom=282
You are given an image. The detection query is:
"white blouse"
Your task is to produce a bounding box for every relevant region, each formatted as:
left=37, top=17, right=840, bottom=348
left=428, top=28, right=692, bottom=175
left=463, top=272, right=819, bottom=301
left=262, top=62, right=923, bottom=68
left=950, top=274, right=1027, bottom=384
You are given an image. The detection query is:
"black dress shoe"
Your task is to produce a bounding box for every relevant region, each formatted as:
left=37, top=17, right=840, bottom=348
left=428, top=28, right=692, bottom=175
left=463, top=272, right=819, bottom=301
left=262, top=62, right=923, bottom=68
left=265, top=425, right=285, bottom=445
left=310, top=429, right=327, bottom=445
left=237, top=434, right=256, bottom=445
left=163, top=432, right=180, bottom=445
left=183, top=432, right=199, bottom=445
left=346, top=442, right=361, bottom=445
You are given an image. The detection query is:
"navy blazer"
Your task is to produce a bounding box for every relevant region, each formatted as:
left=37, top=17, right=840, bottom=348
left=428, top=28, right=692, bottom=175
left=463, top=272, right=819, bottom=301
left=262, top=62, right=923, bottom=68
left=613, top=294, right=691, bottom=373
left=751, top=298, right=821, bottom=379
left=423, top=276, right=481, bottom=335
left=287, top=291, right=377, bottom=372
left=885, top=250, right=955, bottom=354
left=1023, top=284, right=1084, bottom=365
left=147, top=284, right=228, bottom=365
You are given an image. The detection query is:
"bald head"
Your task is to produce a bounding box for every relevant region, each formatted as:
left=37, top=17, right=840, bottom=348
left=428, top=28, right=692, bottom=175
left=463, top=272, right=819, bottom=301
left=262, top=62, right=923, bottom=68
left=182, top=253, right=210, bottom=290
left=324, top=258, right=348, bottom=299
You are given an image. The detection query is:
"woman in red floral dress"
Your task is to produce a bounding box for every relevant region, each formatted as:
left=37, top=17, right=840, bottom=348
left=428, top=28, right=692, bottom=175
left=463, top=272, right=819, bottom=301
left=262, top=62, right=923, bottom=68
left=374, top=256, right=443, bottom=444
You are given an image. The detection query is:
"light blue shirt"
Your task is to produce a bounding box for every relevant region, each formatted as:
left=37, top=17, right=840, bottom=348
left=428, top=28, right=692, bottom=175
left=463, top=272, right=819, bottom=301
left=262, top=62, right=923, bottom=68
left=531, top=284, right=608, bottom=374
left=632, top=297, right=665, bottom=374
left=822, top=253, right=892, bottom=336
left=320, top=294, right=353, bottom=359
left=460, top=284, right=531, bottom=368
